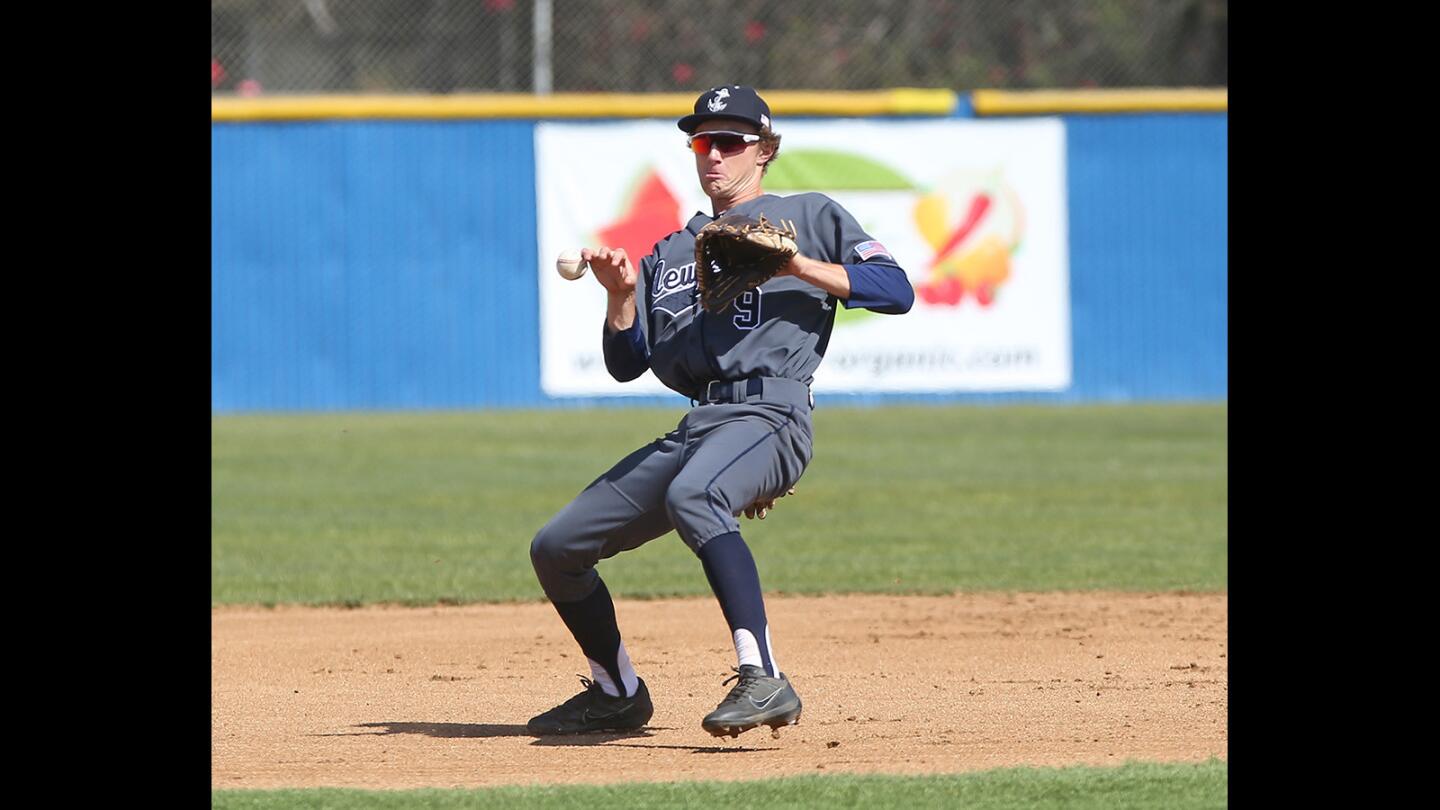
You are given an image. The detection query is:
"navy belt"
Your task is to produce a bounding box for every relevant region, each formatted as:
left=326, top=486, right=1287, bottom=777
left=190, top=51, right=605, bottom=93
left=696, top=377, right=814, bottom=409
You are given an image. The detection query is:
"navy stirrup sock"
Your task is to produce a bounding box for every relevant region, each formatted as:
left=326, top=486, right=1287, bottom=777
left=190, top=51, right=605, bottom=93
left=697, top=531, right=779, bottom=677
left=550, top=578, right=637, bottom=697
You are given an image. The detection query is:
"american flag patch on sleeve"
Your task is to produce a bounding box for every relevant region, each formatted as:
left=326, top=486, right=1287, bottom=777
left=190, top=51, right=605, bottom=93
left=853, top=240, right=893, bottom=261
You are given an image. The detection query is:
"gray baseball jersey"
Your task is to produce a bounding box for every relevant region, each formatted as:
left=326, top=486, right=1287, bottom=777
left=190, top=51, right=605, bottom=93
left=531, top=191, right=912, bottom=604
left=605, top=192, right=911, bottom=398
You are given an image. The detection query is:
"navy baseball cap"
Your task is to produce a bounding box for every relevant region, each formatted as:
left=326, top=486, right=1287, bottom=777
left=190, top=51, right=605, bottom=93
left=678, top=85, right=772, bottom=133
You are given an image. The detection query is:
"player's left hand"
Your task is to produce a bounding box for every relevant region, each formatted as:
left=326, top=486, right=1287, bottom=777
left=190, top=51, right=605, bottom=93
left=743, top=487, right=796, bottom=520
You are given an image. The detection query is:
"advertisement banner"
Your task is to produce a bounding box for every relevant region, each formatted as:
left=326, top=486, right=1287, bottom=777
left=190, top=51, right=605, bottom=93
left=536, top=118, right=1070, bottom=396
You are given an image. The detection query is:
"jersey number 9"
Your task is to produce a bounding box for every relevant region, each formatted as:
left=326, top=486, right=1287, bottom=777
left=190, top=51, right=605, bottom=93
left=733, top=289, right=763, bottom=331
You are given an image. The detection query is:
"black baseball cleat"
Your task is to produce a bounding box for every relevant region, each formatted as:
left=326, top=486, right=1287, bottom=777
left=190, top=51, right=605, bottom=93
left=701, top=665, right=802, bottom=738
left=526, top=676, right=653, bottom=735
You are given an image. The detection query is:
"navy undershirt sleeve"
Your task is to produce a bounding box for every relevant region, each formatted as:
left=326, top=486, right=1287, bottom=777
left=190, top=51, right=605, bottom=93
left=842, top=261, right=915, bottom=314
left=603, top=318, right=651, bottom=382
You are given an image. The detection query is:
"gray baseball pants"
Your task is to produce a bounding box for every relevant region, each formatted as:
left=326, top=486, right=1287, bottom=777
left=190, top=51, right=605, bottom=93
left=530, top=378, right=814, bottom=604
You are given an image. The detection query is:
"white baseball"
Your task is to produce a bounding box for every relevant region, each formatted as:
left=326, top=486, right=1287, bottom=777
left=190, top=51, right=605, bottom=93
left=556, top=249, right=588, bottom=280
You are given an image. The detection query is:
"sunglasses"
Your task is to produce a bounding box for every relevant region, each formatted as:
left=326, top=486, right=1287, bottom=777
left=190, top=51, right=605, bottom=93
left=687, top=130, right=761, bottom=156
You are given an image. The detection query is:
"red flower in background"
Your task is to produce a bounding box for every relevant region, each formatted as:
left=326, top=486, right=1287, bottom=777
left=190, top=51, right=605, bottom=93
left=672, top=62, right=694, bottom=84
left=484, top=0, right=515, bottom=12
left=745, top=21, right=766, bottom=43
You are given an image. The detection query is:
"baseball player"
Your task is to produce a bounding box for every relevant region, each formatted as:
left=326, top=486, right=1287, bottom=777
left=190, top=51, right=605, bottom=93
left=528, top=85, right=914, bottom=738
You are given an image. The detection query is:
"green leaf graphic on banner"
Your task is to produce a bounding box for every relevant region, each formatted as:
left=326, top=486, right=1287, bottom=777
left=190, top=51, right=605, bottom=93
left=834, top=300, right=879, bottom=327
left=765, top=151, right=913, bottom=327
left=765, top=150, right=916, bottom=190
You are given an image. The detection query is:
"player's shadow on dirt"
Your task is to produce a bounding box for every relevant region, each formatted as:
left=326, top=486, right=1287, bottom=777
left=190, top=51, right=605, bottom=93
left=331, top=722, right=672, bottom=743
left=324, top=722, right=770, bottom=752
left=325, top=722, right=534, bottom=738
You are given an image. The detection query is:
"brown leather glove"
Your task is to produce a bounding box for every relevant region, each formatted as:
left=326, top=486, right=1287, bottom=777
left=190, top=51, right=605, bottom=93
left=694, top=213, right=798, bottom=314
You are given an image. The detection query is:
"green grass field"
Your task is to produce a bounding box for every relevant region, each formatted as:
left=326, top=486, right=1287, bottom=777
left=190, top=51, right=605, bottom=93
left=212, top=404, right=1226, bottom=606
left=212, top=760, right=1226, bottom=809
left=212, top=403, right=1226, bottom=806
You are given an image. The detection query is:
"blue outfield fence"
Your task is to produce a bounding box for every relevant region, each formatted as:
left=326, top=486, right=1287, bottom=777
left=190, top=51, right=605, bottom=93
left=212, top=121, right=540, bottom=409
left=211, top=112, right=1226, bottom=412
left=1065, top=114, right=1227, bottom=403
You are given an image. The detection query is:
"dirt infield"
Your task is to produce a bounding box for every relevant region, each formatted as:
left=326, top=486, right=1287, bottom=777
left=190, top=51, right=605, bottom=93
left=211, top=592, right=1226, bottom=790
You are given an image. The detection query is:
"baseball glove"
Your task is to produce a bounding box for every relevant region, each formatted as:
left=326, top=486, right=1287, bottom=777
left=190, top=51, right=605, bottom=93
left=694, top=214, right=799, bottom=314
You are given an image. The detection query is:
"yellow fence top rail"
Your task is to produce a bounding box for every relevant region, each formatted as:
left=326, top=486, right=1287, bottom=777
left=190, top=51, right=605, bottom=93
left=211, top=89, right=959, bottom=122
left=972, top=88, right=1227, bottom=115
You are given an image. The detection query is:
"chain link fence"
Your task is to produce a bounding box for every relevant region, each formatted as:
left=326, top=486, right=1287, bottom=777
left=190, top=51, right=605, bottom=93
left=212, top=0, right=1226, bottom=95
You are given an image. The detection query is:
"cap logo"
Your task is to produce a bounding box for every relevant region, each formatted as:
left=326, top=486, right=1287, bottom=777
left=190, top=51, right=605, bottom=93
left=707, top=87, right=730, bottom=112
